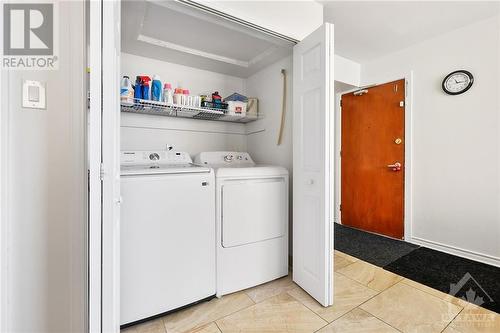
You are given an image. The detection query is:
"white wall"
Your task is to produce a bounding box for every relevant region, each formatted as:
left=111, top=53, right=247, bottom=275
left=335, top=55, right=360, bottom=87
left=245, top=56, right=294, bottom=256
left=121, top=52, right=245, bottom=99
left=360, top=16, right=500, bottom=265
left=121, top=52, right=248, bottom=154
left=246, top=56, right=293, bottom=171
left=198, top=0, right=323, bottom=41
left=1, top=2, right=87, bottom=332
left=199, top=1, right=362, bottom=88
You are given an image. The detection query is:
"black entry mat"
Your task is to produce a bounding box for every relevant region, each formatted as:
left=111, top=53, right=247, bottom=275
left=385, top=247, right=500, bottom=314
left=334, top=223, right=420, bottom=266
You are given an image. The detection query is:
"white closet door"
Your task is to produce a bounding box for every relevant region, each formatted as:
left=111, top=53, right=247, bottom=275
left=292, top=23, right=334, bottom=307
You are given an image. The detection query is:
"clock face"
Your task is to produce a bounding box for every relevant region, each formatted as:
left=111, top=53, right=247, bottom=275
left=442, top=70, right=473, bottom=95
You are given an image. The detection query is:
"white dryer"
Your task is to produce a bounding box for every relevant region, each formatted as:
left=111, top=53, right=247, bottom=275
left=120, top=151, right=215, bottom=325
left=194, top=152, right=289, bottom=297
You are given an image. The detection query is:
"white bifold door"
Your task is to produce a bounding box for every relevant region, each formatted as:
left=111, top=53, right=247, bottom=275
left=293, top=23, right=334, bottom=307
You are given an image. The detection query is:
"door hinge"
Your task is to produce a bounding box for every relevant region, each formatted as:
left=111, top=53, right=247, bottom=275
left=100, top=163, right=105, bottom=180
left=399, top=101, right=405, bottom=107
left=339, top=204, right=342, bottom=211
left=340, top=99, right=342, bottom=107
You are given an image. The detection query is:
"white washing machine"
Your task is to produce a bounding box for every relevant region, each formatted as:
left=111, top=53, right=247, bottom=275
left=194, top=152, right=289, bottom=297
left=120, top=151, right=215, bottom=325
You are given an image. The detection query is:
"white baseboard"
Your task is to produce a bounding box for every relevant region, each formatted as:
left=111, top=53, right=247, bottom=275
left=410, top=237, right=500, bottom=268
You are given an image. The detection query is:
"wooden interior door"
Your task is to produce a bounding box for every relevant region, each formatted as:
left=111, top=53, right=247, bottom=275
left=341, top=79, right=405, bottom=239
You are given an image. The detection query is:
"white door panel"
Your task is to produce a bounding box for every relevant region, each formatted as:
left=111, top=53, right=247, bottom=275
left=293, top=23, right=334, bottom=307
left=222, top=178, right=287, bottom=248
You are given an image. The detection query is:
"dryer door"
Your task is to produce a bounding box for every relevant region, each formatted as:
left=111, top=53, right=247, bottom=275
left=221, top=178, right=287, bottom=248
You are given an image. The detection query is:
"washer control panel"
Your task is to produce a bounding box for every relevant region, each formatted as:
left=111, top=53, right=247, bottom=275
left=121, top=151, right=193, bottom=166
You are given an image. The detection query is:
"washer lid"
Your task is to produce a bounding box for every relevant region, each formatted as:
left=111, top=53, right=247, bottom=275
left=121, top=164, right=210, bottom=176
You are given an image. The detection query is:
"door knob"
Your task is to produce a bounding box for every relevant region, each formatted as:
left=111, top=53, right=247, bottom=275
left=387, top=162, right=402, bottom=171
left=306, top=179, right=314, bottom=185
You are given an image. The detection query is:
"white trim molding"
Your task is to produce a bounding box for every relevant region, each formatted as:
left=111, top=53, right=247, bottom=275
left=0, top=56, right=12, bottom=333
left=88, top=1, right=102, bottom=331
left=102, top=1, right=122, bottom=331
left=410, top=236, right=500, bottom=268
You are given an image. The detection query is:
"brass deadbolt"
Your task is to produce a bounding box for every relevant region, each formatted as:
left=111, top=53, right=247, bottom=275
left=395, top=138, right=402, bottom=145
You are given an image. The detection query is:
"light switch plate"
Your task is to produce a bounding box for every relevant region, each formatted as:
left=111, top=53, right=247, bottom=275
left=22, top=80, right=46, bottom=109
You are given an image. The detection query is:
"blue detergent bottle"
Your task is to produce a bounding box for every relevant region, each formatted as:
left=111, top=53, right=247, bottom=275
left=134, top=76, right=142, bottom=99
left=152, top=75, right=162, bottom=101
left=141, top=76, right=151, bottom=100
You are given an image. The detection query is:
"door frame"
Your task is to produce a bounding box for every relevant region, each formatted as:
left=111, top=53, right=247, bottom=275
left=89, top=1, right=121, bottom=332
left=0, top=51, right=11, bottom=333
left=335, top=72, right=413, bottom=241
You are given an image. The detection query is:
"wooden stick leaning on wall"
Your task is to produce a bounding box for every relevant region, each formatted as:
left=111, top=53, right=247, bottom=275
left=277, top=69, right=287, bottom=145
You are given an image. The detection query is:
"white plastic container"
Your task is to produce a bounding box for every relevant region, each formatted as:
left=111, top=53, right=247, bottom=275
left=120, top=76, right=134, bottom=106
left=173, top=88, right=183, bottom=105
left=182, top=89, right=190, bottom=106
left=193, top=96, right=201, bottom=107
left=162, top=83, right=173, bottom=104
left=227, top=101, right=247, bottom=116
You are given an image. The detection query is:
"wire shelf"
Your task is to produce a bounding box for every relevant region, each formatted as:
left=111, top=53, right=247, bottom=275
left=121, top=99, right=260, bottom=124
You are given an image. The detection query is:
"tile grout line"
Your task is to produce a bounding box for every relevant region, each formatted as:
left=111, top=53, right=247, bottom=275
left=338, top=259, right=470, bottom=311
left=214, top=320, right=223, bottom=333
left=206, top=293, right=258, bottom=327
left=284, top=288, right=334, bottom=326
left=287, top=276, right=385, bottom=326
left=354, top=306, right=404, bottom=333
left=310, top=307, right=372, bottom=333
left=359, top=280, right=465, bottom=333
left=338, top=244, right=500, bottom=316
left=334, top=270, right=383, bottom=293
left=217, top=289, right=330, bottom=331
left=438, top=307, right=465, bottom=333
left=162, top=293, right=257, bottom=333
left=399, top=279, right=468, bottom=308
left=343, top=281, right=408, bottom=332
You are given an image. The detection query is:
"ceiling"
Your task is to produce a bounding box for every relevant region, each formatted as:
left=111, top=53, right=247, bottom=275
left=121, top=0, right=294, bottom=78
left=323, top=1, right=500, bottom=63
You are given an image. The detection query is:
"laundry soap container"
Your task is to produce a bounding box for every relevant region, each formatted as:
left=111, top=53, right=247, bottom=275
left=227, top=101, right=247, bottom=116
left=225, top=93, right=247, bottom=116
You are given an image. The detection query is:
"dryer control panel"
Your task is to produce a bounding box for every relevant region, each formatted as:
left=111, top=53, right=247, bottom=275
left=194, top=151, right=255, bottom=167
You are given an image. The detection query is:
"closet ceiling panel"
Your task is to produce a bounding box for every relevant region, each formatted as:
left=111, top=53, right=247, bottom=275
left=121, top=0, right=294, bottom=78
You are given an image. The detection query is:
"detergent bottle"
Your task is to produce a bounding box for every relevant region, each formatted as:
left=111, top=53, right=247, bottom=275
left=163, top=83, right=173, bottom=104
left=120, top=76, right=134, bottom=106
left=134, top=76, right=142, bottom=99
left=140, top=76, right=151, bottom=100
left=151, top=75, right=162, bottom=101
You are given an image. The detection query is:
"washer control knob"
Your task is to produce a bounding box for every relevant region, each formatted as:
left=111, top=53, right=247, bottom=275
left=224, top=155, right=234, bottom=162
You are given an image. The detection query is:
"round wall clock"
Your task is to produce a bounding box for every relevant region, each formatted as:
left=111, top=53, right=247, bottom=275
left=442, top=70, right=474, bottom=95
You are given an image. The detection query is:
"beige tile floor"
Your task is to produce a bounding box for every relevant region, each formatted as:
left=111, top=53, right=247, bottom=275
left=122, top=251, right=500, bottom=333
